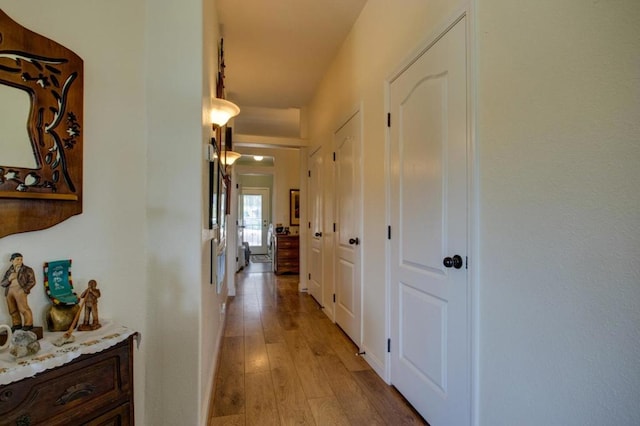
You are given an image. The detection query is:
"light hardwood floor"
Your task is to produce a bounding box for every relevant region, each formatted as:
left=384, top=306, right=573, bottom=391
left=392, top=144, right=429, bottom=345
left=208, top=260, right=427, bottom=426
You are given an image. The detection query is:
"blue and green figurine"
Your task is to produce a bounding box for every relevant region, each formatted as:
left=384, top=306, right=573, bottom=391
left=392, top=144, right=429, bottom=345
left=43, top=260, right=80, bottom=331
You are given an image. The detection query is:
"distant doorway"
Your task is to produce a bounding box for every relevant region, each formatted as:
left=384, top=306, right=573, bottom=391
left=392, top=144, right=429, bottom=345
left=242, top=187, right=270, bottom=255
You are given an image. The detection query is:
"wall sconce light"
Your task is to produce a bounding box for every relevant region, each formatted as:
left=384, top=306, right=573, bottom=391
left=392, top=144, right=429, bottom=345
left=210, top=97, right=240, bottom=128
left=253, top=156, right=264, bottom=161
left=220, top=150, right=242, bottom=166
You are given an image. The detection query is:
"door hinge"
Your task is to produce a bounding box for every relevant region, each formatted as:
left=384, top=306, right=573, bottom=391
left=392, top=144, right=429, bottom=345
left=387, top=113, right=391, bottom=127
left=387, top=226, right=391, bottom=240
left=466, top=256, right=468, bottom=269
left=308, top=170, right=311, bottom=177
left=387, top=338, right=391, bottom=353
left=333, top=152, right=336, bottom=161
left=308, top=222, right=311, bottom=229
left=236, top=183, right=239, bottom=189
left=308, top=273, right=311, bottom=280
left=333, top=294, right=336, bottom=303
left=333, top=223, right=336, bottom=232
left=236, top=257, right=238, bottom=262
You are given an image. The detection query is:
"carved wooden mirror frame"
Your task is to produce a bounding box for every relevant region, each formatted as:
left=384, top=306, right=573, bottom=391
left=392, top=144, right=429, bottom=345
left=0, top=9, right=83, bottom=238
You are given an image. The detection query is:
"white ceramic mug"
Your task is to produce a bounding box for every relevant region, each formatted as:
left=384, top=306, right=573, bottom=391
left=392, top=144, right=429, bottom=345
left=0, top=324, right=12, bottom=350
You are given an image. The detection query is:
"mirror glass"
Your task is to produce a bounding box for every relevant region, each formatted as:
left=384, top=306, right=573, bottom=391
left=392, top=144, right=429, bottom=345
left=0, top=84, right=36, bottom=168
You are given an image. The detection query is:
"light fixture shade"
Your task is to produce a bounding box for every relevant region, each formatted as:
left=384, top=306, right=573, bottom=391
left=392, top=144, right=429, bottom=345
left=220, top=150, right=242, bottom=166
left=210, top=98, right=240, bottom=127
left=253, top=155, right=264, bottom=161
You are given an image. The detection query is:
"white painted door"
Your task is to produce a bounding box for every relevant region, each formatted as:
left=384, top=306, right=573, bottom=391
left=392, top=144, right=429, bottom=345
left=242, top=187, right=270, bottom=255
left=335, top=111, right=362, bottom=346
left=389, top=17, right=470, bottom=426
left=308, top=148, right=323, bottom=306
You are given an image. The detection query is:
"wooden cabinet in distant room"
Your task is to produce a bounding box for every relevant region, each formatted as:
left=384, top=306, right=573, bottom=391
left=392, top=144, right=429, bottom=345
left=273, top=235, right=299, bottom=275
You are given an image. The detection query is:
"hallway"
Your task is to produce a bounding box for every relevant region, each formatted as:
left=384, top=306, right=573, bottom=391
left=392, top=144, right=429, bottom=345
left=208, top=260, right=427, bottom=425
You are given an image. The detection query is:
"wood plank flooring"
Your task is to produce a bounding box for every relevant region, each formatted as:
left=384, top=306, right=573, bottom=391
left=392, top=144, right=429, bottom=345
left=208, top=262, right=427, bottom=425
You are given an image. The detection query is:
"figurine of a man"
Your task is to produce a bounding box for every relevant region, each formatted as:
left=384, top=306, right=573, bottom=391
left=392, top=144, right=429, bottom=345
left=1, top=253, right=36, bottom=332
left=78, top=279, right=101, bottom=331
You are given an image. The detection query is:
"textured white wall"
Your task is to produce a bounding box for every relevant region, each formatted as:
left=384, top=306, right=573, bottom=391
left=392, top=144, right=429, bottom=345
left=0, top=1, right=148, bottom=423
left=275, top=150, right=302, bottom=227
left=477, top=0, right=640, bottom=424
left=239, top=174, right=274, bottom=189
left=0, top=1, right=223, bottom=425
left=200, top=0, right=225, bottom=424
left=145, top=0, right=217, bottom=424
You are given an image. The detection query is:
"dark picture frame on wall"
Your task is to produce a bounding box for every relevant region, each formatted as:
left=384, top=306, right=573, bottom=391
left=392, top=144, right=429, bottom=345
left=208, top=138, right=220, bottom=230
left=214, top=238, right=218, bottom=284
left=290, top=189, right=300, bottom=226
left=219, top=168, right=227, bottom=241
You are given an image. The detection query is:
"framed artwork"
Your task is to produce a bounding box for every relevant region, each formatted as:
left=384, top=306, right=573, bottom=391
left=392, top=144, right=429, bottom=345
left=217, top=249, right=226, bottom=294
left=290, top=189, right=300, bottom=226
left=219, top=168, right=227, bottom=241
left=0, top=10, right=84, bottom=238
left=224, top=174, right=232, bottom=216
left=208, top=138, right=220, bottom=229
left=214, top=238, right=218, bottom=285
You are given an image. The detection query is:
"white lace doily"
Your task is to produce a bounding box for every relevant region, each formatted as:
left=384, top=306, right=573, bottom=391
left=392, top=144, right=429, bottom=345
left=0, top=320, right=137, bottom=386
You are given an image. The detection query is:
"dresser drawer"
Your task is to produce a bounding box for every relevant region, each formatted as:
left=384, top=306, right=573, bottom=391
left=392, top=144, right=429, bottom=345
left=85, top=402, right=131, bottom=425
left=274, top=235, right=299, bottom=275
left=276, top=249, right=298, bottom=260
left=276, top=239, right=299, bottom=249
left=275, top=260, right=299, bottom=274
left=277, top=259, right=299, bottom=269
left=0, top=338, right=133, bottom=425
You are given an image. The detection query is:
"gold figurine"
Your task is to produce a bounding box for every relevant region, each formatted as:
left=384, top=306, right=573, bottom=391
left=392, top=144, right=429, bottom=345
left=1, top=253, right=36, bottom=332
left=77, top=280, right=101, bottom=331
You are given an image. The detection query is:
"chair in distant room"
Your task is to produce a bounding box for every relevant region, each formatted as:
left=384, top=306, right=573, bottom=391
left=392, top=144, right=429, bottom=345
left=242, top=242, right=251, bottom=266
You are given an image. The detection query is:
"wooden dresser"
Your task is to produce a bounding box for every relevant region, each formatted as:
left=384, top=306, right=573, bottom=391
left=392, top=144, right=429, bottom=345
left=273, top=234, right=299, bottom=275
left=0, top=334, right=136, bottom=425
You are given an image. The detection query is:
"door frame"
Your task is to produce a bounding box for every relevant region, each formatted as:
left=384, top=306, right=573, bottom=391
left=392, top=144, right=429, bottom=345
left=332, top=106, right=364, bottom=347
left=307, top=145, right=325, bottom=310
left=384, top=6, right=478, bottom=425
left=240, top=186, right=271, bottom=255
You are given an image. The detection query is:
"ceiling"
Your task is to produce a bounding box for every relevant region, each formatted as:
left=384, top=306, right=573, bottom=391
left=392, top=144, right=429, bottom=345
left=216, top=0, right=367, bottom=139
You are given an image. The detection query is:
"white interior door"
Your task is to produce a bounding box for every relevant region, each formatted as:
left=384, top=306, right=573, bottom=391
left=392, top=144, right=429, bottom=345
left=308, top=148, right=323, bottom=306
left=335, top=111, right=362, bottom=346
left=389, top=17, right=470, bottom=426
left=242, top=187, right=270, bottom=255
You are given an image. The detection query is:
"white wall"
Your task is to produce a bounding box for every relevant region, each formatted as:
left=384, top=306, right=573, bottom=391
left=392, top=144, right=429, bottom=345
left=146, top=0, right=223, bottom=425
left=0, top=1, right=225, bottom=425
left=476, top=0, right=640, bottom=424
left=200, top=0, right=226, bottom=423
left=0, top=1, right=148, bottom=423
left=308, top=0, right=640, bottom=424
left=239, top=174, right=273, bottom=189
